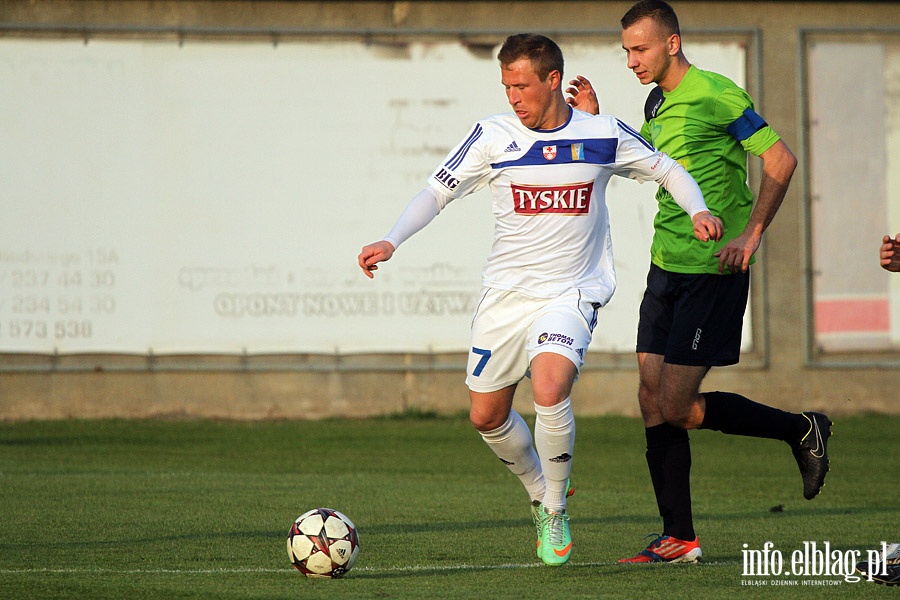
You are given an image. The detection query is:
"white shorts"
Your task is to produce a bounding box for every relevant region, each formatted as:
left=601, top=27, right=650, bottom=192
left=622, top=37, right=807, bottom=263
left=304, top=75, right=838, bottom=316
left=465, top=288, right=601, bottom=393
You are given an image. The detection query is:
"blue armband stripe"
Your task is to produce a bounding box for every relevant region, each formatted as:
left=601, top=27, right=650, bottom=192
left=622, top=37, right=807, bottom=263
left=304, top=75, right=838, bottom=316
left=726, top=108, right=767, bottom=142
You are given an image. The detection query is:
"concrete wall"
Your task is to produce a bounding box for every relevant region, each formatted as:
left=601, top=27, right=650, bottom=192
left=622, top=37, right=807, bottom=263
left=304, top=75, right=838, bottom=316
left=1, top=1, right=898, bottom=420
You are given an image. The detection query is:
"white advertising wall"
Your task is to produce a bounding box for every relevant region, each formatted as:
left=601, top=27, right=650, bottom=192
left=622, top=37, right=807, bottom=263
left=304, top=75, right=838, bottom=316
left=0, top=37, right=744, bottom=354
left=807, top=39, right=900, bottom=353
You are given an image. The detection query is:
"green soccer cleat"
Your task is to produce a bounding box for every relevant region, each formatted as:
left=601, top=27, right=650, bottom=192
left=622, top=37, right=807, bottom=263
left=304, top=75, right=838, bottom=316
left=531, top=479, right=575, bottom=559
left=539, top=506, right=572, bottom=566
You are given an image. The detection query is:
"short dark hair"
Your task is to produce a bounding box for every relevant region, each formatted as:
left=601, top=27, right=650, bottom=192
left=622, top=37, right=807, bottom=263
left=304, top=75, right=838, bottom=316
left=621, top=0, right=681, bottom=37
left=497, top=33, right=564, bottom=81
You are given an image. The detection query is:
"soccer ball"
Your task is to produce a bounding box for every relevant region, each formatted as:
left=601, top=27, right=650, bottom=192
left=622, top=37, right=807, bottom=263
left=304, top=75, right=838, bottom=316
left=287, top=508, right=360, bottom=578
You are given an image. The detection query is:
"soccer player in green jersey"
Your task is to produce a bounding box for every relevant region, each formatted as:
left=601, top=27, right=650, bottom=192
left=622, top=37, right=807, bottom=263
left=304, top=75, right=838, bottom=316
left=567, top=0, right=832, bottom=563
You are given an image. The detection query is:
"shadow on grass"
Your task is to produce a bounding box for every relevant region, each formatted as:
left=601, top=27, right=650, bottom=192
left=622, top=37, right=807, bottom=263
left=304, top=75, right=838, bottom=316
left=2, top=502, right=891, bottom=554
left=349, top=558, right=730, bottom=580
left=361, top=504, right=897, bottom=535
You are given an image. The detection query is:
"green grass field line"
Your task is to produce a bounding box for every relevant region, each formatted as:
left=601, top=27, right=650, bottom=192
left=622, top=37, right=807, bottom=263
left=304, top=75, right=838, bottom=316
left=0, top=414, right=897, bottom=599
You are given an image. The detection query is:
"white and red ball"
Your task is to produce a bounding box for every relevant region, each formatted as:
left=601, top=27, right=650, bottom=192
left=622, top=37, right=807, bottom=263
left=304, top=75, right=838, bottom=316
left=287, top=508, right=360, bottom=578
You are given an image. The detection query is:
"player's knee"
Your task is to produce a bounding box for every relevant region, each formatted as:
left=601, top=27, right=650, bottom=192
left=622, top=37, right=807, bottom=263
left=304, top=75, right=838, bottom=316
left=662, top=411, right=692, bottom=429
left=638, top=382, right=656, bottom=408
left=530, top=378, right=569, bottom=407
left=659, top=399, right=700, bottom=429
left=469, top=407, right=505, bottom=432
left=639, top=382, right=669, bottom=422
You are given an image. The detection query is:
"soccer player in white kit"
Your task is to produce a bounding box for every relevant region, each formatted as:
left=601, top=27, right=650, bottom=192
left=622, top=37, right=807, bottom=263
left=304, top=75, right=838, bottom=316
left=358, top=33, right=722, bottom=566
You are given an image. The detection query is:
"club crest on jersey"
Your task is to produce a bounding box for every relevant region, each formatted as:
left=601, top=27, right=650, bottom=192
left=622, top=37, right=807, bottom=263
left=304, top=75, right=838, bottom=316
left=571, top=143, right=584, bottom=161
left=542, top=145, right=558, bottom=160
left=511, top=181, right=593, bottom=215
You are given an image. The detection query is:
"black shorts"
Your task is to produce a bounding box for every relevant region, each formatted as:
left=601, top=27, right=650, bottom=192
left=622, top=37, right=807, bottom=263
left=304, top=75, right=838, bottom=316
left=636, top=263, right=750, bottom=367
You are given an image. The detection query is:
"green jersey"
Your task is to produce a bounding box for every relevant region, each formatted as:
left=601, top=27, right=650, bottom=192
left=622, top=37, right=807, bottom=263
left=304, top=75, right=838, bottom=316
left=640, top=65, right=780, bottom=274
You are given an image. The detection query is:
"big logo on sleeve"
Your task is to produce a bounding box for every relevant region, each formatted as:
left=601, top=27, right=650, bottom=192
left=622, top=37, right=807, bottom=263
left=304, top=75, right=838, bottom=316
left=434, top=168, right=460, bottom=191
left=511, top=181, right=593, bottom=215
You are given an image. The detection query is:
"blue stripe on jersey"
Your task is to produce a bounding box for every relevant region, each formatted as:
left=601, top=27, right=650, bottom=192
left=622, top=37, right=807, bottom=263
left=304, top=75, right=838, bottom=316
left=445, top=123, right=483, bottom=170
left=726, top=108, right=767, bottom=142
left=616, top=118, right=655, bottom=151
left=490, top=138, right=618, bottom=169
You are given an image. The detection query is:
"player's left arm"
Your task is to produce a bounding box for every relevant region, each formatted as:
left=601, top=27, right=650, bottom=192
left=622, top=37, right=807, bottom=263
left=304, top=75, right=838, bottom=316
left=617, top=122, right=723, bottom=243
left=655, top=158, right=723, bottom=243
left=711, top=95, right=798, bottom=273
left=714, top=139, right=797, bottom=274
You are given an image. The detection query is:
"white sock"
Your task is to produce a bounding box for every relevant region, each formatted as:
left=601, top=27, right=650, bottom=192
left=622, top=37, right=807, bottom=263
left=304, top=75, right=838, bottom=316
left=534, top=398, right=575, bottom=512
left=479, top=410, right=545, bottom=502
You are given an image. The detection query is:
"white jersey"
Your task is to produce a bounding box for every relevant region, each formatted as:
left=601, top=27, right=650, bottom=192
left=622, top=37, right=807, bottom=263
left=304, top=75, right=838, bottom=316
left=427, top=107, right=677, bottom=305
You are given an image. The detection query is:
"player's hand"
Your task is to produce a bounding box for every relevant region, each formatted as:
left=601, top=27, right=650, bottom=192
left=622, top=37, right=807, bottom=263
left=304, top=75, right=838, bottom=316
left=358, top=240, right=396, bottom=279
left=880, top=233, right=900, bottom=272
left=691, top=211, right=723, bottom=243
left=714, top=231, right=760, bottom=274
left=565, top=75, right=600, bottom=115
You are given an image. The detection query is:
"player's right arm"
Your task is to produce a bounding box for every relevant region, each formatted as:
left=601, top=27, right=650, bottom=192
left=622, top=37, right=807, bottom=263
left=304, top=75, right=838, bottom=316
left=566, top=75, right=600, bottom=115
left=358, top=120, right=488, bottom=278
left=358, top=240, right=395, bottom=279
left=357, top=186, right=449, bottom=278
left=881, top=233, right=900, bottom=272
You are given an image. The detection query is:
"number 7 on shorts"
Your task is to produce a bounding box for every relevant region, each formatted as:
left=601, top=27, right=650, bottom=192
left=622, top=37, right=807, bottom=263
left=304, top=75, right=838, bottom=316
left=471, top=347, right=492, bottom=377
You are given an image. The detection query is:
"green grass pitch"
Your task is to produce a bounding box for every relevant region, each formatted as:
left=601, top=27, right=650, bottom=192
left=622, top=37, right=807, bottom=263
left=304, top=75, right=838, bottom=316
left=0, top=413, right=897, bottom=599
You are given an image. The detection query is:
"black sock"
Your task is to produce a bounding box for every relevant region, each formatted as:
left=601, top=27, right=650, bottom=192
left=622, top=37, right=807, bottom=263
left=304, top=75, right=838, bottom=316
left=645, top=423, right=695, bottom=541
left=700, top=391, right=807, bottom=443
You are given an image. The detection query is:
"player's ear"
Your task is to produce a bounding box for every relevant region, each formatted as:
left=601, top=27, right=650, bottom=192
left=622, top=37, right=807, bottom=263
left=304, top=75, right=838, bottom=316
left=666, top=33, right=681, bottom=57
left=547, top=69, right=562, bottom=90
